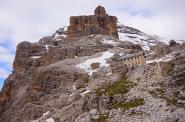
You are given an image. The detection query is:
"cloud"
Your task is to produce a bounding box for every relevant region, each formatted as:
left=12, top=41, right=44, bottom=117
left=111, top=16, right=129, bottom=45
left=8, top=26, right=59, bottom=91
left=0, top=68, right=9, bottom=79
left=0, top=45, right=14, bottom=64
left=0, top=0, right=185, bottom=48
left=0, top=68, right=9, bottom=90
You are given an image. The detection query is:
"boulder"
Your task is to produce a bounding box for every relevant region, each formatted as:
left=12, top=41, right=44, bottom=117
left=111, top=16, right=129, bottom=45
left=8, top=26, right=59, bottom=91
left=169, top=39, right=176, bottom=46
left=91, top=62, right=100, bottom=69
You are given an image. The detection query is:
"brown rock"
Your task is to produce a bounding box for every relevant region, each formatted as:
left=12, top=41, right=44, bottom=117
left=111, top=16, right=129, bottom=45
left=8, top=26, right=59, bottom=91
left=0, top=83, right=11, bottom=104
left=91, top=62, right=100, bottom=69
left=13, top=41, right=32, bottom=73
left=94, top=6, right=107, bottom=16
left=67, top=6, right=118, bottom=39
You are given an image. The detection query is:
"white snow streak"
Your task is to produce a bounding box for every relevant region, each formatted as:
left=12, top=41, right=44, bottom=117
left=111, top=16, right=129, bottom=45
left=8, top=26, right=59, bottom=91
left=30, top=56, right=41, bottom=59
left=146, top=53, right=174, bottom=64
left=43, top=111, right=49, bottom=116
left=80, top=90, right=91, bottom=97
left=54, top=33, right=67, bottom=38
left=119, top=33, right=152, bottom=51
left=76, top=51, right=114, bottom=75
left=101, top=39, right=119, bottom=46
left=45, top=45, right=49, bottom=52
left=118, top=32, right=169, bottom=51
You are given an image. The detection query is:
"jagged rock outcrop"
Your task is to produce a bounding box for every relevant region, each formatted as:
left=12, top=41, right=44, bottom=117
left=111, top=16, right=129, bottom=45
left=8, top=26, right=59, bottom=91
left=67, top=6, right=118, bottom=39
left=111, top=55, right=128, bottom=79
left=94, top=5, right=107, bottom=16
left=150, top=44, right=170, bottom=58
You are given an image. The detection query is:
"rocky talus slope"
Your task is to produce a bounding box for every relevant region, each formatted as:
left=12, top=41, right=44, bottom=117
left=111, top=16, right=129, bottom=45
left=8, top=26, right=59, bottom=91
left=0, top=6, right=185, bottom=122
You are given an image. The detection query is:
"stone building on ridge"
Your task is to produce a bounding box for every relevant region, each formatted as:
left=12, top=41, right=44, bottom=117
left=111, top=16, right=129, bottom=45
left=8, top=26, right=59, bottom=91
left=112, top=51, right=146, bottom=68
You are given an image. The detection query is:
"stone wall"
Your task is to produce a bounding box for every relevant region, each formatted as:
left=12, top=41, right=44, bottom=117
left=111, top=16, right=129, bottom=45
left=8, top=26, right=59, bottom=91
left=67, top=6, right=118, bottom=39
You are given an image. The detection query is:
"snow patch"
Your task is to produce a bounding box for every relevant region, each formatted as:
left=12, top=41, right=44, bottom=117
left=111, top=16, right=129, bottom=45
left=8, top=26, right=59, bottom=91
left=105, top=72, right=112, bottom=76
left=175, top=40, right=185, bottom=44
left=30, top=56, right=41, bottom=59
left=69, top=93, right=75, bottom=97
left=146, top=53, right=174, bottom=64
left=64, top=26, right=68, bottom=31
left=46, top=45, right=49, bottom=52
left=30, top=120, right=39, bottom=122
left=73, top=83, right=77, bottom=91
left=54, top=33, right=67, bottom=38
left=101, top=39, right=119, bottom=46
left=119, top=33, right=153, bottom=51
left=118, top=31, right=168, bottom=51
left=76, top=51, right=114, bottom=75
left=80, top=90, right=91, bottom=97
left=43, top=111, right=49, bottom=116
left=46, top=118, right=55, bottom=122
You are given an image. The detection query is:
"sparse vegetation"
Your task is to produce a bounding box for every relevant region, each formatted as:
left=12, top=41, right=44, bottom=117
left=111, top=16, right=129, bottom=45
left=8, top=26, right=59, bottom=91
left=95, top=79, right=135, bottom=96
left=113, top=98, right=145, bottom=111
left=149, top=88, right=178, bottom=106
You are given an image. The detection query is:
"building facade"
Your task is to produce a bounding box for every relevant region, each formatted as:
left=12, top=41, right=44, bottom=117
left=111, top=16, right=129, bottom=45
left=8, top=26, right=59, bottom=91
left=113, top=51, right=145, bottom=67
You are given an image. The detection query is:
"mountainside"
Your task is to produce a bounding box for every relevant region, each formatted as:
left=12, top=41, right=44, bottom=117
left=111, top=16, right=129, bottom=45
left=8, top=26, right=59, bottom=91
left=0, top=6, right=185, bottom=122
left=117, top=23, right=185, bottom=51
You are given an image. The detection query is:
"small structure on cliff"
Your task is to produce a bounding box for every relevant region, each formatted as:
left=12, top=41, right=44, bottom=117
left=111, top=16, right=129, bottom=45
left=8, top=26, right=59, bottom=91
left=67, top=6, right=119, bottom=39
left=112, top=51, right=146, bottom=67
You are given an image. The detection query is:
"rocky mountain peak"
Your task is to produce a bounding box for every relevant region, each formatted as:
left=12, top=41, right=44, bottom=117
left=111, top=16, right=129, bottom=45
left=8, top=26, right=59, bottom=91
left=67, top=6, right=118, bottom=39
left=94, top=5, right=107, bottom=16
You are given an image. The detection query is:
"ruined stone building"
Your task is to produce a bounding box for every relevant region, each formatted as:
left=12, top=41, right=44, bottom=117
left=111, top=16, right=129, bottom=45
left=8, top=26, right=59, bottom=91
left=67, top=6, right=118, bottom=39
left=112, top=51, right=146, bottom=67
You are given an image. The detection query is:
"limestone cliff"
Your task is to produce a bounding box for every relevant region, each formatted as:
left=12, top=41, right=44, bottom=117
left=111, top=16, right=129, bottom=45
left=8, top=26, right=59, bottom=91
left=67, top=6, right=118, bottom=39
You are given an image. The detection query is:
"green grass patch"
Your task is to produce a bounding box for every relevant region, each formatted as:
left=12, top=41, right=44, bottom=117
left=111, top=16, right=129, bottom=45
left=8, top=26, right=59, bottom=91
left=95, top=79, right=135, bottom=97
left=113, top=98, right=144, bottom=111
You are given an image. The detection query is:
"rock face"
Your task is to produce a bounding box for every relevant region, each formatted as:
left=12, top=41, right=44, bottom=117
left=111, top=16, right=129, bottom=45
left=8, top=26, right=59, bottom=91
left=1, top=5, right=185, bottom=122
left=94, top=5, right=107, bottom=16
left=67, top=6, right=118, bottom=39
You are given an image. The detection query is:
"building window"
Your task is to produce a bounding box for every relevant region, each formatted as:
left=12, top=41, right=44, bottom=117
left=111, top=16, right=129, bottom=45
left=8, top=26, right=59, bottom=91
left=54, top=41, right=58, bottom=46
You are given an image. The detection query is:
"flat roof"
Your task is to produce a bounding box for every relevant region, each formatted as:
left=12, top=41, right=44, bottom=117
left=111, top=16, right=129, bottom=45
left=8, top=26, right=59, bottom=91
left=118, top=51, right=144, bottom=60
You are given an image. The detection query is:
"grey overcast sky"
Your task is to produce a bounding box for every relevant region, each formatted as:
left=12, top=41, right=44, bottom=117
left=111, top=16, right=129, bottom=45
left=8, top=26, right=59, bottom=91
left=0, top=0, right=185, bottom=88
